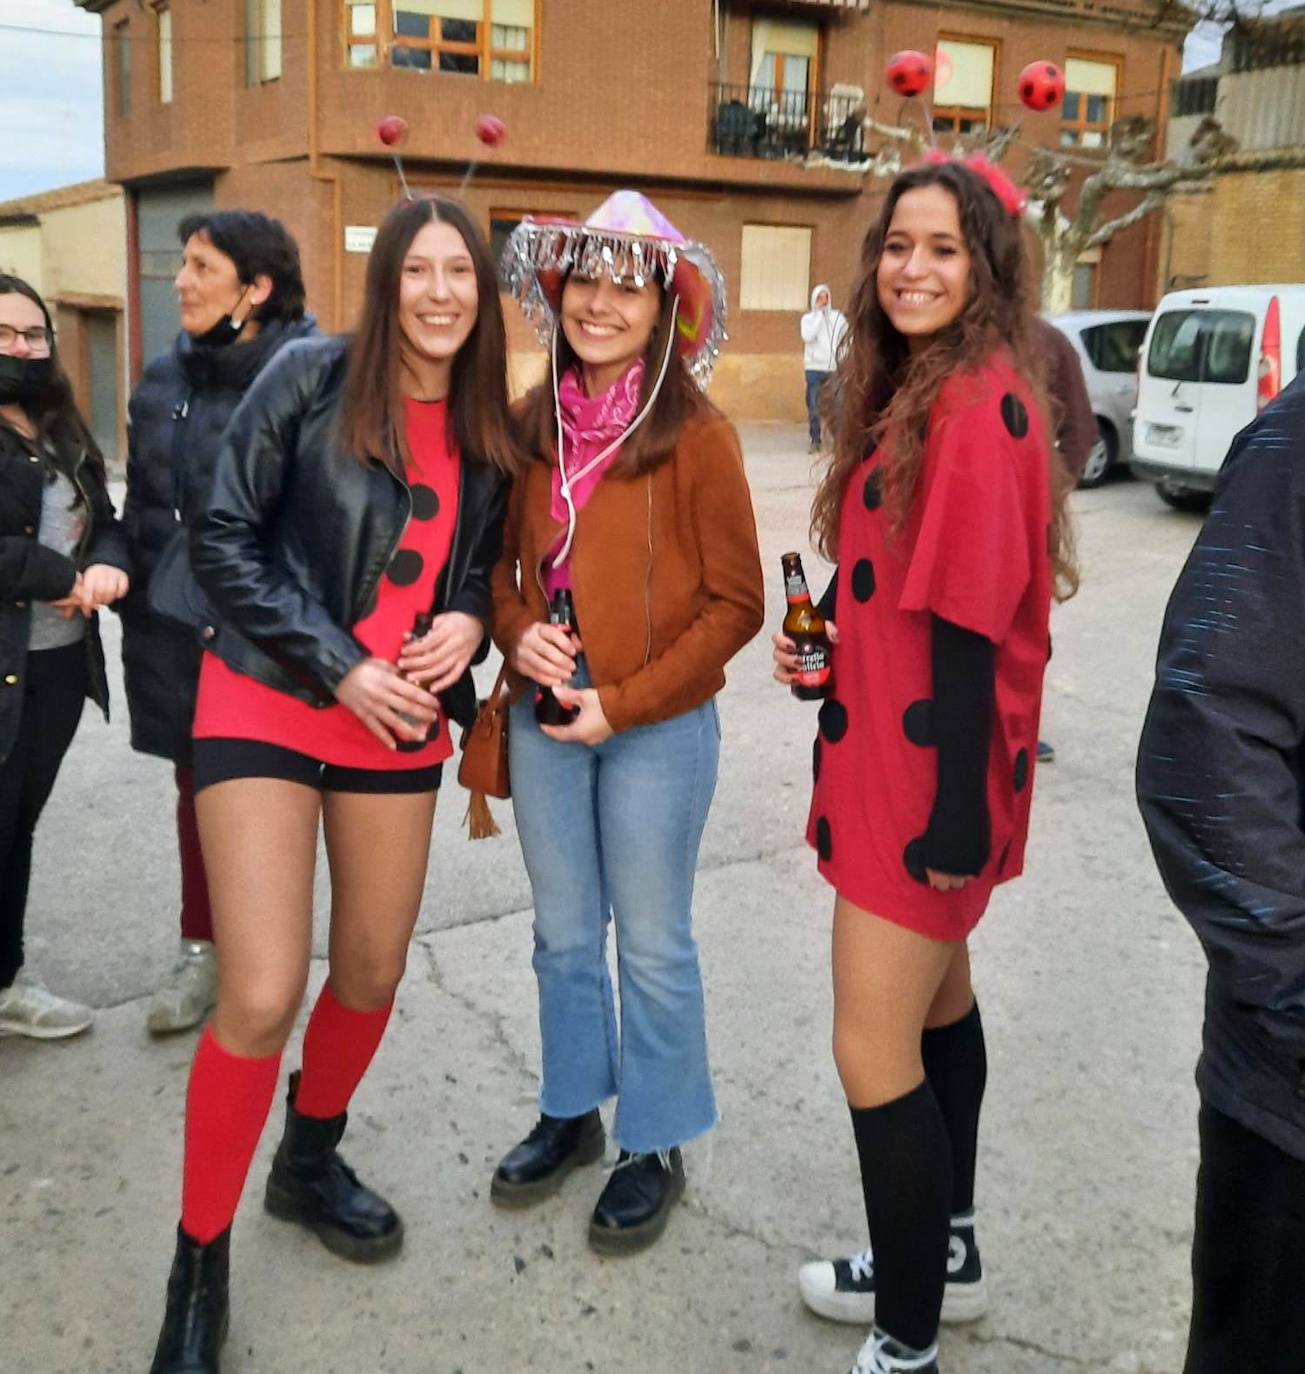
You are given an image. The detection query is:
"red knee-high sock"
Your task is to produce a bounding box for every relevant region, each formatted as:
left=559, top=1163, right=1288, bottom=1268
left=181, top=1027, right=281, bottom=1244
left=294, top=983, right=393, bottom=1121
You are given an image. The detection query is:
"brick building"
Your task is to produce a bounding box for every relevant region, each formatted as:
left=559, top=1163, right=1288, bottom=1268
left=76, top=0, right=1185, bottom=419
left=1164, top=13, right=1305, bottom=293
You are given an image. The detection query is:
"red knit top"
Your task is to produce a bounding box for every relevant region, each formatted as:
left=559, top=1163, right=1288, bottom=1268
left=193, top=397, right=461, bottom=770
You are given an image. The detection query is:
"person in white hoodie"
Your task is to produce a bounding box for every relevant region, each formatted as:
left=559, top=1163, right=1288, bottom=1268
left=800, top=284, right=848, bottom=453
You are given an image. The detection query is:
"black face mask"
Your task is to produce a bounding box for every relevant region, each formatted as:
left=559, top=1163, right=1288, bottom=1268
left=0, top=353, right=53, bottom=406
left=192, top=285, right=253, bottom=348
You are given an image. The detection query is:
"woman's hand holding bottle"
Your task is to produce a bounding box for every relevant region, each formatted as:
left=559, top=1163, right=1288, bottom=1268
left=334, top=656, right=438, bottom=749
left=396, top=610, right=483, bottom=693
left=512, top=621, right=578, bottom=688
left=538, top=686, right=613, bottom=746
left=772, top=620, right=839, bottom=686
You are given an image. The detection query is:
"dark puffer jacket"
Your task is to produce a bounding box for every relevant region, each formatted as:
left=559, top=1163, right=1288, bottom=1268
left=192, top=335, right=506, bottom=729
left=119, top=315, right=317, bottom=761
left=0, top=424, right=130, bottom=768
left=1137, top=373, right=1305, bottom=1163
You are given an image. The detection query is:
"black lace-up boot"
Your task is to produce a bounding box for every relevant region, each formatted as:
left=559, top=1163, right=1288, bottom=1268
left=262, top=1070, right=402, bottom=1262
left=491, top=1108, right=605, bottom=1207
left=588, top=1148, right=685, bottom=1254
left=149, top=1225, right=229, bottom=1374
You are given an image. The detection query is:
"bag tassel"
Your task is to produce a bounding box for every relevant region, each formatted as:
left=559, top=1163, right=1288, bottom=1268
left=464, top=789, right=501, bottom=841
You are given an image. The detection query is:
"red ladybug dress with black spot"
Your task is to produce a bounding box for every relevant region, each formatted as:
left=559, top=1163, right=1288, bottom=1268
left=806, top=352, right=1053, bottom=941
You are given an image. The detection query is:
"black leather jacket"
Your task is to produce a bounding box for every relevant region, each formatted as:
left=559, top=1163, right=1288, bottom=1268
left=190, top=335, right=507, bottom=729
left=0, top=423, right=130, bottom=768
left=120, top=316, right=318, bottom=761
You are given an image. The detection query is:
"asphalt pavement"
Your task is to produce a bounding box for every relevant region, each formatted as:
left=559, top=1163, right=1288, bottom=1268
left=2, top=429, right=1209, bottom=1374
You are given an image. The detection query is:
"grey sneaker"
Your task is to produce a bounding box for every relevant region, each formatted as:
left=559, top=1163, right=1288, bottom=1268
left=146, top=939, right=217, bottom=1036
left=851, top=1329, right=939, bottom=1374
left=799, top=1212, right=989, bottom=1326
left=0, top=970, right=94, bottom=1040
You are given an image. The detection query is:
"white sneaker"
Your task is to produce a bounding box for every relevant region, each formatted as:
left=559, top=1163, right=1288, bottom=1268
left=851, top=1329, right=939, bottom=1374
left=146, top=939, right=217, bottom=1036
left=0, top=970, right=94, bottom=1040
left=799, top=1213, right=989, bottom=1325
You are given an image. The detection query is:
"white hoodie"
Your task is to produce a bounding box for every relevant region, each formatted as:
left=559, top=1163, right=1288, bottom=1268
left=800, top=284, right=848, bottom=373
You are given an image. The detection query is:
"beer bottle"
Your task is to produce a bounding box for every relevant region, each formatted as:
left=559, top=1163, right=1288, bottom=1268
left=395, top=610, right=436, bottom=753
left=535, top=589, right=583, bottom=726
left=781, top=552, right=832, bottom=701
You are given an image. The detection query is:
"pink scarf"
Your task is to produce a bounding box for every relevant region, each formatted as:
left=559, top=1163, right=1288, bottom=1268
left=548, top=359, right=645, bottom=529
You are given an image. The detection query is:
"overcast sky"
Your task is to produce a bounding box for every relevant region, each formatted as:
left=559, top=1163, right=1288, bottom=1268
left=0, top=0, right=1286, bottom=206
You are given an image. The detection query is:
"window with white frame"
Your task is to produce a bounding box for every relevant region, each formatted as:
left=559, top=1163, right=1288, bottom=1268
left=932, top=38, right=995, bottom=134
left=156, top=5, right=173, bottom=104
left=749, top=18, right=818, bottom=131
left=1061, top=57, right=1119, bottom=148
left=244, top=0, right=283, bottom=86
left=384, top=0, right=535, bottom=80
left=740, top=225, right=812, bottom=312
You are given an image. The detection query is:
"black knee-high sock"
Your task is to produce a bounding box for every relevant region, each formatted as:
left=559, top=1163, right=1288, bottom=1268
left=921, top=1001, right=987, bottom=1216
left=850, top=1081, right=952, bottom=1352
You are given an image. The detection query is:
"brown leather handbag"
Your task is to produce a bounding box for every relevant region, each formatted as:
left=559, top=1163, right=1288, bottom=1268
left=457, top=665, right=511, bottom=839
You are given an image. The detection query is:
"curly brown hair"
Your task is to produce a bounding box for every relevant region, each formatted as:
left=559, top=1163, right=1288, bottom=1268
left=810, top=160, right=1078, bottom=602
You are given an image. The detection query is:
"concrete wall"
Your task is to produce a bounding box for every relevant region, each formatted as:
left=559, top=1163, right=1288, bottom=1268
left=40, top=198, right=127, bottom=304
left=0, top=224, right=43, bottom=291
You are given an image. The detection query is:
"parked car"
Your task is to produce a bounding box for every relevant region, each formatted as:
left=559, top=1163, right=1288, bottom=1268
left=1049, top=310, right=1152, bottom=488
left=1131, top=285, right=1305, bottom=511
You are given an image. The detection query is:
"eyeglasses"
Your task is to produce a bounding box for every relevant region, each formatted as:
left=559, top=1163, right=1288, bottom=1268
left=0, top=325, right=53, bottom=353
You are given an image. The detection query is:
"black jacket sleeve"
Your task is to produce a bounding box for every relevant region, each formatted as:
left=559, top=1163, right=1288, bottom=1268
left=921, top=614, right=994, bottom=876
left=817, top=568, right=838, bottom=622
left=0, top=537, right=77, bottom=602
left=191, top=353, right=366, bottom=695
left=445, top=471, right=506, bottom=629
left=81, top=463, right=131, bottom=576
left=1137, top=387, right=1305, bottom=1057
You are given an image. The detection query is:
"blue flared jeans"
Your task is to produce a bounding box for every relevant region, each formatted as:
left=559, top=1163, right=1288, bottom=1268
left=508, top=691, right=720, bottom=1154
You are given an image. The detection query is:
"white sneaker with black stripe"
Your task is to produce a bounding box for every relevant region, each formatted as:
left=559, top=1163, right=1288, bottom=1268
left=798, top=1211, right=989, bottom=1326
left=850, top=1328, right=939, bottom=1374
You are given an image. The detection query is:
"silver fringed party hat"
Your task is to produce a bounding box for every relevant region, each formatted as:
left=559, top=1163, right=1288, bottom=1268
left=501, top=190, right=728, bottom=387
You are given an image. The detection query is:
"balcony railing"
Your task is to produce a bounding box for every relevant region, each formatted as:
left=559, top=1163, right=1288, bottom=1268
left=710, top=82, right=866, bottom=164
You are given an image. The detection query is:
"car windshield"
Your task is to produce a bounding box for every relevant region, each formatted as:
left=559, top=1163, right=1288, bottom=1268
left=1148, top=309, right=1255, bottom=385
left=1081, top=319, right=1148, bottom=373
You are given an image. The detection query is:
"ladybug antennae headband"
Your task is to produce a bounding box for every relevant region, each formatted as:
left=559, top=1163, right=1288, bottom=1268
left=920, top=149, right=1028, bottom=218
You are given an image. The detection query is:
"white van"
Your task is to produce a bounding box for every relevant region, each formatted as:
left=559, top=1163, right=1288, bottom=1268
left=1130, top=285, right=1305, bottom=510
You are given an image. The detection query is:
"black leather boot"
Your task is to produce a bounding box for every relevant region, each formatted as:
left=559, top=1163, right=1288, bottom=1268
left=262, top=1070, right=402, bottom=1263
left=588, top=1148, right=685, bottom=1255
left=149, top=1225, right=230, bottom=1374
left=491, top=1108, right=605, bottom=1208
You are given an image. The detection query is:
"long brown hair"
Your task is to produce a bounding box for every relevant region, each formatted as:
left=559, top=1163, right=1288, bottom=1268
left=516, top=278, right=716, bottom=477
left=0, top=273, right=106, bottom=488
left=811, top=161, right=1078, bottom=602
left=340, top=196, right=519, bottom=477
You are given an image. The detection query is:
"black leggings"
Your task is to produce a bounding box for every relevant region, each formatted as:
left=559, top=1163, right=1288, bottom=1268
left=1185, top=1103, right=1305, bottom=1372
left=0, top=643, right=88, bottom=990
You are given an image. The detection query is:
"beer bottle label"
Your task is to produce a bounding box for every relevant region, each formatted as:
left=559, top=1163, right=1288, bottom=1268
left=785, top=570, right=809, bottom=604
left=794, top=641, right=832, bottom=688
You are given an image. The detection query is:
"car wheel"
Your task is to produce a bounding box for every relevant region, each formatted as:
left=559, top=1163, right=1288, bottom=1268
left=1076, top=422, right=1116, bottom=489
left=1156, top=481, right=1211, bottom=514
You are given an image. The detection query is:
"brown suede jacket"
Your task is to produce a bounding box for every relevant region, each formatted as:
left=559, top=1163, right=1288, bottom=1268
left=490, top=413, right=765, bottom=734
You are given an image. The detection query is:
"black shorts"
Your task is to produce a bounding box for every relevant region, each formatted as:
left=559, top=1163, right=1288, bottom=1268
left=192, top=738, right=442, bottom=796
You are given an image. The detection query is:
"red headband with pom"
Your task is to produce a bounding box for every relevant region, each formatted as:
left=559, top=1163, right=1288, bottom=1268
left=921, top=149, right=1027, bottom=218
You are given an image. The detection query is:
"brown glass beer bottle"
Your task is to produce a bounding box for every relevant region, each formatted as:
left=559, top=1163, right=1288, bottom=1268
left=535, top=589, right=582, bottom=726
left=396, top=610, right=436, bottom=753
left=781, top=552, right=832, bottom=701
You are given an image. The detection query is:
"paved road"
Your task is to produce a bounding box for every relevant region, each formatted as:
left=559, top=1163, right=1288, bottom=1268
left=3, top=431, right=1208, bottom=1373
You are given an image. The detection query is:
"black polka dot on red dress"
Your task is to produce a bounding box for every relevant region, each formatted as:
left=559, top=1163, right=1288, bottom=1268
left=1000, top=393, right=1030, bottom=439
left=812, top=735, right=822, bottom=782
left=904, top=837, right=927, bottom=884
left=816, top=816, right=832, bottom=862
left=903, top=700, right=935, bottom=747
left=819, top=698, right=848, bottom=744
left=1013, top=747, right=1030, bottom=793
left=386, top=549, right=424, bottom=587
left=862, top=469, right=883, bottom=511
left=851, top=559, right=876, bottom=603
left=409, top=484, right=440, bottom=521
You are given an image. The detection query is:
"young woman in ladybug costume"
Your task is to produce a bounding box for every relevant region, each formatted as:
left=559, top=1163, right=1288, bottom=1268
left=774, top=156, right=1076, bottom=1374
